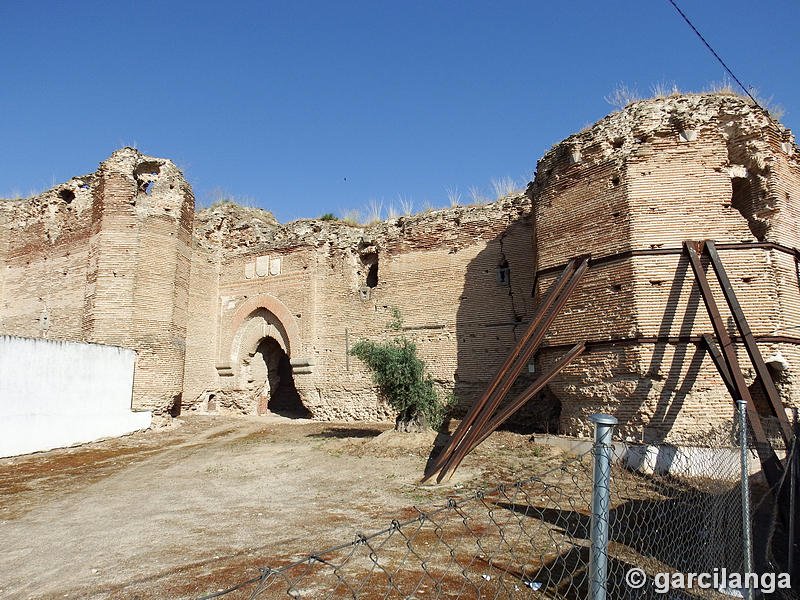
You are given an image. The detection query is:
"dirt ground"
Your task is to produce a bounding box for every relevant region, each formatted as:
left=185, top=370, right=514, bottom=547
left=0, top=414, right=571, bottom=600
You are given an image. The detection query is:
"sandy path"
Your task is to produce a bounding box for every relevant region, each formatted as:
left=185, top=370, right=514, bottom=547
left=0, top=415, right=560, bottom=599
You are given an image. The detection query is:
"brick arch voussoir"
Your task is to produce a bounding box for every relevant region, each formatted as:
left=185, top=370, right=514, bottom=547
left=219, top=294, right=301, bottom=370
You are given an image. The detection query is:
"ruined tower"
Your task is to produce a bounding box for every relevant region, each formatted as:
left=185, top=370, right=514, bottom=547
left=530, top=94, right=800, bottom=442
left=0, top=148, right=194, bottom=415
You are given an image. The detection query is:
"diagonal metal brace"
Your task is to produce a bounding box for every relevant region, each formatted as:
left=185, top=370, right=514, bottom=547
left=423, top=256, right=589, bottom=483
left=421, top=256, right=587, bottom=482
left=684, top=241, right=784, bottom=489
left=704, top=240, right=793, bottom=446
left=436, top=342, right=586, bottom=482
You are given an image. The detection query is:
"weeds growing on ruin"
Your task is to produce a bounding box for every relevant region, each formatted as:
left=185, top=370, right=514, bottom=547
left=604, top=82, right=643, bottom=110
left=364, top=198, right=384, bottom=224
left=398, top=194, right=414, bottom=216
left=490, top=176, right=519, bottom=199
left=605, top=78, right=786, bottom=119
left=341, top=208, right=361, bottom=226
left=446, top=186, right=462, bottom=207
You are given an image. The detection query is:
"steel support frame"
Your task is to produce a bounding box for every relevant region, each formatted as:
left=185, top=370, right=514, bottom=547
left=423, top=256, right=590, bottom=483
left=684, top=240, right=784, bottom=490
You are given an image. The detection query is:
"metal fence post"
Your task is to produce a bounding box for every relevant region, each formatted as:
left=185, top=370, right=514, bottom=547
left=589, top=413, right=618, bottom=600
left=736, top=400, right=753, bottom=600
left=790, top=407, right=798, bottom=579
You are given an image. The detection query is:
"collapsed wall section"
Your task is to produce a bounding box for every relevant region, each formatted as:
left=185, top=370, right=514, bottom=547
left=530, top=94, right=800, bottom=442
left=1, top=177, right=96, bottom=340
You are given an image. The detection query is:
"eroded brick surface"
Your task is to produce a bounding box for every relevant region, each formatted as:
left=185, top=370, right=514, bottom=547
left=2, top=95, right=798, bottom=441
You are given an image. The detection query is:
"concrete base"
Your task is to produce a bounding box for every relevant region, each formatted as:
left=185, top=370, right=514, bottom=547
left=532, top=434, right=772, bottom=479
left=0, top=412, right=151, bottom=458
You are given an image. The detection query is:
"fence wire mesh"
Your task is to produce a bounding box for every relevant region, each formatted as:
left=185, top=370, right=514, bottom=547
left=604, top=439, right=745, bottom=599
left=201, top=451, right=597, bottom=599
left=194, top=415, right=798, bottom=600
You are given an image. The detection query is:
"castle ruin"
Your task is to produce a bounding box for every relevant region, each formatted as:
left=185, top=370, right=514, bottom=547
left=2, top=94, right=799, bottom=443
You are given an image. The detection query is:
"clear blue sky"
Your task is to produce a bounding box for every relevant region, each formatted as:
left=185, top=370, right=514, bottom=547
left=2, top=1, right=798, bottom=223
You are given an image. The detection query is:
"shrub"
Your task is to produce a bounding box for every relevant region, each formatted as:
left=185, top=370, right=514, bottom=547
left=319, top=213, right=338, bottom=221
left=350, top=308, right=453, bottom=429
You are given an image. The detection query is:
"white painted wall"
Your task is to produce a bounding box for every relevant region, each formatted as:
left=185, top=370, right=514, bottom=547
left=0, top=336, right=151, bottom=457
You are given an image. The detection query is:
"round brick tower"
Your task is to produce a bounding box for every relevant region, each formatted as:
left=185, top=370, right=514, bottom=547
left=529, top=94, right=800, bottom=442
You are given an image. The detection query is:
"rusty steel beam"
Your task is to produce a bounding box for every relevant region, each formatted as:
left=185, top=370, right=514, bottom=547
left=425, top=258, right=589, bottom=483
left=538, top=333, right=800, bottom=352
left=433, top=259, right=589, bottom=482
left=436, top=342, right=586, bottom=482
left=705, top=240, right=793, bottom=446
left=422, top=256, right=587, bottom=482
left=535, top=240, right=800, bottom=279
left=701, top=333, right=736, bottom=397
left=684, top=241, right=784, bottom=488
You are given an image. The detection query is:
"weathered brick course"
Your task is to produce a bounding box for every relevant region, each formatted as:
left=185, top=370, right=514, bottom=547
left=2, top=94, right=798, bottom=442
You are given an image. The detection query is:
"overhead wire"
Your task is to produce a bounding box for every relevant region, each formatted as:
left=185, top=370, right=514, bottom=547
left=665, top=0, right=762, bottom=110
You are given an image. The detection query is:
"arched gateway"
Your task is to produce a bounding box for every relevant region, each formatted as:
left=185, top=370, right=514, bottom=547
left=216, top=294, right=311, bottom=416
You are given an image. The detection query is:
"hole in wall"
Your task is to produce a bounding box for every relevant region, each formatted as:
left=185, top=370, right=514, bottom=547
left=747, top=364, right=785, bottom=419
left=496, top=261, right=510, bottom=286
left=143, top=181, right=154, bottom=195
left=611, top=176, right=620, bottom=187
left=169, top=394, right=182, bottom=417
left=135, top=161, right=161, bottom=177
left=731, top=176, right=767, bottom=241
left=58, top=189, right=75, bottom=204
left=612, top=138, right=624, bottom=149
left=366, top=263, right=378, bottom=288
left=361, top=251, right=379, bottom=288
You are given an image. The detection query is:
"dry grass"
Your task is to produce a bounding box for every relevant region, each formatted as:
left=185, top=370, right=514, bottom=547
left=605, top=78, right=786, bottom=120
left=491, top=176, right=520, bottom=199
left=604, top=82, right=643, bottom=110
left=397, top=194, right=414, bottom=216
left=446, top=186, right=462, bottom=207
left=364, top=198, right=384, bottom=224
left=341, top=208, right=361, bottom=226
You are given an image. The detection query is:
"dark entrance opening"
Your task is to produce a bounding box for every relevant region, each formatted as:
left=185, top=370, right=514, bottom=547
left=254, top=338, right=310, bottom=418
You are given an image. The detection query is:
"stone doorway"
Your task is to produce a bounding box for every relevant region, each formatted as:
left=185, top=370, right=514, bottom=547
left=252, top=337, right=309, bottom=417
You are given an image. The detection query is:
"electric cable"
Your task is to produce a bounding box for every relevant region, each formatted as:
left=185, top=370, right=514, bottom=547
left=665, top=0, right=762, bottom=110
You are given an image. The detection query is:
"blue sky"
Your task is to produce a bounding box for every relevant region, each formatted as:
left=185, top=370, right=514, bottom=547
left=2, top=1, right=798, bottom=223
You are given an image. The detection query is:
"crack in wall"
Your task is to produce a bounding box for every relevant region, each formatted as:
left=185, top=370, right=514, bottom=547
left=498, top=232, right=524, bottom=341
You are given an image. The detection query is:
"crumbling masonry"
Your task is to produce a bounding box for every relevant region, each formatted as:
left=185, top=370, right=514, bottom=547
left=2, top=94, right=799, bottom=442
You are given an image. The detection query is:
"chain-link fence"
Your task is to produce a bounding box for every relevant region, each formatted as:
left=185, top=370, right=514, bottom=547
left=200, top=452, right=597, bottom=599
left=606, top=433, right=745, bottom=598
left=196, top=412, right=797, bottom=600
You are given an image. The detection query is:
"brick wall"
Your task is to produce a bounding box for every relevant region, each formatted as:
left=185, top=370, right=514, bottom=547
left=0, top=149, right=193, bottom=417
left=186, top=195, right=536, bottom=422
left=531, top=95, right=800, bottom=442
left=4, top=94, right=799, bottom=441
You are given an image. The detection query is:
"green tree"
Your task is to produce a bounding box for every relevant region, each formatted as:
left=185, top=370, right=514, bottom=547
left=349, top=308, right=452, bottom=429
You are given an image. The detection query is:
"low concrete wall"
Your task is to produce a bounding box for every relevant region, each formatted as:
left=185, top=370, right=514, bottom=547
left=533, top=434, right=771, bottom=479
left=0, top=336, right=151, bottom=457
